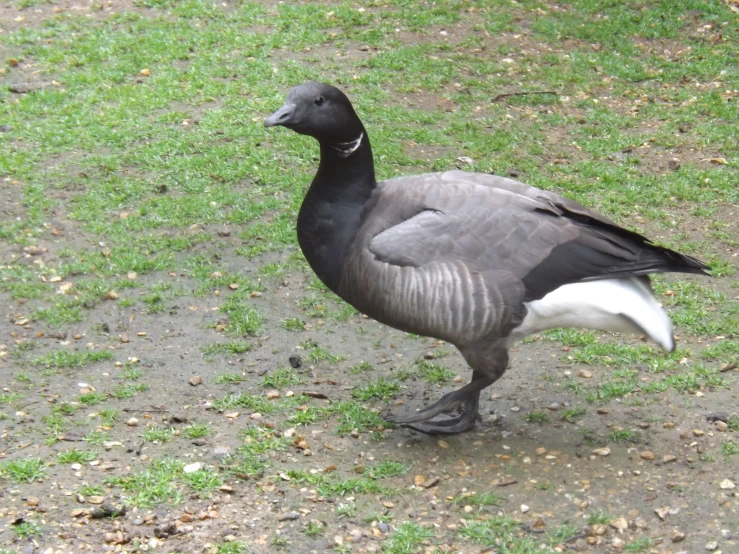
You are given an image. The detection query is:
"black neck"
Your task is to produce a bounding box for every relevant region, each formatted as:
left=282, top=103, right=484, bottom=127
left=297, top=130, right=376, bottom=293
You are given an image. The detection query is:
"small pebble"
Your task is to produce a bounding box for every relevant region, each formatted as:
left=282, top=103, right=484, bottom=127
left=609, top=517, right=628, bottom=531
left=183, top=462, right=203, bottom=474
left=705, top=541, right=719, bottom=551
left=719, top=479, right=735, bottom=490
left=639, top=451, right=655, bottom=461
left=126, top=417, right=139, bottom=427
left=672, top=530, right=686, bottom=543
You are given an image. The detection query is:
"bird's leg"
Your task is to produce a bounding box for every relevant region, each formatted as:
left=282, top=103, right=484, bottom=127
left=389, top=371, right=493, bottom=434
left=403, top=393, right=482, bottom=435
left=389, top=345, right=509, bottom=435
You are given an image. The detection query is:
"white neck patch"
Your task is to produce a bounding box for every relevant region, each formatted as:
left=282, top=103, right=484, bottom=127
left=329, top=132, right=363, bottom=158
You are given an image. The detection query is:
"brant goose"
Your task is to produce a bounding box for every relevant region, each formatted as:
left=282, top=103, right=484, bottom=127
left=265, top=82, right=709, bottom=434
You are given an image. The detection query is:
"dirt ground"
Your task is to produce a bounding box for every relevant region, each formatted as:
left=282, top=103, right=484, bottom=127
left=1, top=1, right=738, bottom=554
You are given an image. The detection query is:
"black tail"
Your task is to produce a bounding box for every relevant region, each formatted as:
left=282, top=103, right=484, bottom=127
left=523, top=228, right=710, bottom=302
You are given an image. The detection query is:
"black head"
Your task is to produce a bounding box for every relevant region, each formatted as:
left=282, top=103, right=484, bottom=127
left=264, top=82, right=364, bottom=145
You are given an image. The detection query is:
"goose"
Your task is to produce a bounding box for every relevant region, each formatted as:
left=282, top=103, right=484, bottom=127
left=264, top=82, right=709, bottom=434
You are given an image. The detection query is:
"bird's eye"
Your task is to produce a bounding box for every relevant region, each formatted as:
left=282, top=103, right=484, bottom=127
left=314, top=96, right=325, bottom=106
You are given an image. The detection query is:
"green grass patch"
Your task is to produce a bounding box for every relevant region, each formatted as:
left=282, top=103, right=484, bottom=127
left=106, top=458, right=183, bottom=508
left=142, top=427, right=175, bottom=443
left=201, top=340, right=252, bottom=359
left=352, top=377, right=401, bottom=402
left=335, top=401, right=389, bottom=434
left=262, top=367, right=305, bottom=389
left=363, top=460, right=410, bottom=479
left=561, top=406, right=586, bottom=422
left=57, top=449, right=98, bottom=464
left=0, top=458, right=46, bottom=483
left=12, top=520, right=42, bottom=539
left=214, top=373, right=247, bottom=385
left=455, top=491, right=502, bottom=508
left=383, top=522, right=434, bottom=554
left=33, top=349, right=114, bottom=368
left=183, top=422, right=212, bottom=439
left=607, top=429, right=641, bottom=444
left=524, top=410, right=550, bottom=424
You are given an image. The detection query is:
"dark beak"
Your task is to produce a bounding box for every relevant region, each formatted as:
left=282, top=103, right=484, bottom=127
left=264, top=102, right=296, bottom=128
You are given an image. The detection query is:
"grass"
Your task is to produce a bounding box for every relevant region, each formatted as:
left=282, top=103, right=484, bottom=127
left=458, top=516, right=536, bottom=551
left=33, top=349, right=114, bottom=369
left=587, top=511, right=613, bottom=525
left=413, top=359, right=456, bottom=384
left=286, top=469, right=388, bottom=498
left=302, top=342, right=345, bottom=364
left=383, top=522, right=434, bottom=554
left=201, top=340, right=252, bottom=359
left=454, top=492, right=502, bottom=508
left=181, top=467, right=224, bottom=496
left=212, top=543, right=249, bottom=554
left=12, top=520, right=42, bottom=539
left=561, top=406, right=586, bottom=423
left=262, top=367, right=304, bottom=389
left=213, top=391, right=299, bottom=414
left=105, top=458, right=183, bottom=508
left=624, top=537, right=655, bottom=552
left=79, top=391, right=108, bottom=405
left=142, top=427, right=175, bottom=443
left=363, top=460, right=410, bottom=479
left=214, top=373, right=247, bottom=385
left=524, top=410, right=550, bottom=424
left=0, top=458, right=46, bottom=483
left=282, top=317, right=306, bottom=331
left=304, top=521, right=325, bottom=536
left=349, top=361, right=375, bottom=374
left=335, top=502, right=356, bottom=518
left=183, top=423, right=212, bottom=439
left=57, top=449, right=98, bottom=464
left=110, top=383, right=149, bottom=399
left=352, top=377, right=402, bottom=401
left=607, top=429, right=641, bottom=444
left=77, top=484, right=105, bottom=496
